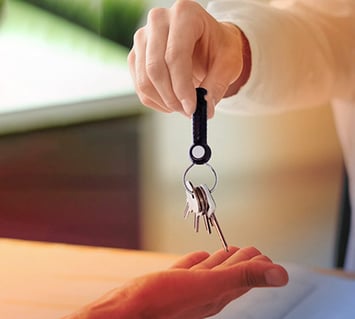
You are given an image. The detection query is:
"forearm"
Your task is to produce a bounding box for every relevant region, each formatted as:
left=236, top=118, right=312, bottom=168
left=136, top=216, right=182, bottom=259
left=61, top=283, right=145, bottom=319
left=207, top=0, right=355, bottom=113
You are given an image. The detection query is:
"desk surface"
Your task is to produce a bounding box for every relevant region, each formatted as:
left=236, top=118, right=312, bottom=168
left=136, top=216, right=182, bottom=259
left=1, top=238, right=355, bottom=319
left=0, top=238, right=178, bottom=319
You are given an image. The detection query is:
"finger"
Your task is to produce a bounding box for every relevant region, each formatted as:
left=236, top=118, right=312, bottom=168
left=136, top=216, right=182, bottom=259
left=217, top=261, right=289, bottom=289
left=251, top=254, right=273, bottom=263
left=165, top=1, right=202, bottom=115
left=128, top=50, right=167, bottom=113
left=127, top=47, right=137, bottom=84
left=145, top=8, right=184, bottom=113
left=216, top=246, right=262, bottom=268
left=140, top=96, right=173, bottom=114
left=170, top=251, right=210, bottom=269
left=205, top=261, right=287, bottom=316
left=133, top=28, right=170, bottom=112
left=191, top=246, right=239, bottom=270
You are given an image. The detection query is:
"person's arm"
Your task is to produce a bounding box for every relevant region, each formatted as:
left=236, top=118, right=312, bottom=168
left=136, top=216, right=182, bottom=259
left=128, top=0, right=354, bottom=117
left=61, top=246, right=288, bottom=319
left=207, top=0, right=355, bottom=114
left=127, top=0, right=248, bottom=118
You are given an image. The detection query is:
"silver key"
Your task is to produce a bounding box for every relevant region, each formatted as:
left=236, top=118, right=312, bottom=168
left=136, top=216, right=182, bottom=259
left=202, top=208, right=212, bottom=234
left=184, top=181, right=199, bottom=219
left=200, top=184, right=216, bottom=219
left=184, top=181, right=206, bottom=232
left=198, top=185, right=212, bottom=234
left=200, top=184, right=229, bottom=252
left=184, top=181, right=205, bottom=233
left=193, top=186, right=206, bottom=232
left=184, top=182, right=229, bottom=252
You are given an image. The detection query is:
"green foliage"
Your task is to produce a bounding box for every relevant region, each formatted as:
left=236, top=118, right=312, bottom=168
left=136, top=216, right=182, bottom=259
left=0, top=0, right=5, bottom=14
left=101, top=0, right=145, bottom=49
left=17, top=0, right=146, bottom=48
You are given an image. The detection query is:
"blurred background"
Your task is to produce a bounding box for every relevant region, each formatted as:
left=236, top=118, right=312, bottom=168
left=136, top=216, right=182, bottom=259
left=0, top=0, right=344, bottom=269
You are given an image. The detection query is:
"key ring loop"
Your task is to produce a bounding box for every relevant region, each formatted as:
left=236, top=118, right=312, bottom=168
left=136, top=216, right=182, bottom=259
left=183, top=163, right=218, bottom=194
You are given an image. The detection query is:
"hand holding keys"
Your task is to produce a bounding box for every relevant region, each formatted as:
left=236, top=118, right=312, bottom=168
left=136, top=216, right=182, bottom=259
left=183, top=88, right=229, bottom=251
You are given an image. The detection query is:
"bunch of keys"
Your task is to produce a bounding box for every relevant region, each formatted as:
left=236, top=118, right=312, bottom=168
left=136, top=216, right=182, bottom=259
left=183, top=88, right=229, bottom=252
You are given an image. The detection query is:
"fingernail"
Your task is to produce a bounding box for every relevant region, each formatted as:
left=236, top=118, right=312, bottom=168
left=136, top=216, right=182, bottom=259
left=264, top=268, right=286, bottom=286
left=181, top=99, right=194, bottom=116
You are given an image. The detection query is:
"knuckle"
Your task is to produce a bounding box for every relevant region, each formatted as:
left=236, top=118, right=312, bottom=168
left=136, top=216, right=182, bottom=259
left=147, top=7, right=166, bottom=24
left=241, top=264, right=259, bottom=287
left=146, top=61, right=162, bottom=80
left=135, top=72, right=152, bottom=95
left=127, top=50, right=135, bottom=64
left=133, top=27, right=145, bottom=44
left=173, top=0, right=195, bottom=15
left=136, top=78, right=151, bottom=96
left=165, top=100, right=180, bottom=111
left=243, top=246, right=262, bottom=258
left=164, top=47, right=182, bottom=65
left=138, top=93, right=153, bottom=107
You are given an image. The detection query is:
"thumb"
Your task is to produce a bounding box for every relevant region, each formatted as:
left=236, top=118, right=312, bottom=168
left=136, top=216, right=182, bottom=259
left=200, top=53, right=243, bottom=119
left=200, top=23, right=249, bottom=118
left=229, top=262, right=289, bottom=288
left=200, top=72, right=231, bottom=119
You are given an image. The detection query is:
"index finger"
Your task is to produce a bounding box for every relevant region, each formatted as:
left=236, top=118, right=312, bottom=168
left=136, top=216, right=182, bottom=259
left=165, top=2, right=203, bottom=115
left=170, top=251, right=210, bottom=269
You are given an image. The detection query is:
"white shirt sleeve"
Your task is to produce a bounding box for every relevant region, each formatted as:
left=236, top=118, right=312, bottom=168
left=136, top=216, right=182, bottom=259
left=207, top=0, right=355, bottom=114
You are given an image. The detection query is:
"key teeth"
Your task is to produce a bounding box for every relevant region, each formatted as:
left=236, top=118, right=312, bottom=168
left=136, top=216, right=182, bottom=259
left=194, top=214, right=201, bottom=232
left=203, top=215, right=212, bottom=234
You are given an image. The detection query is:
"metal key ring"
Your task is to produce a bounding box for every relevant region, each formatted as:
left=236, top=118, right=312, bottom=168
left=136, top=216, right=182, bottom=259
left=183, top=163, right=218, bottom=194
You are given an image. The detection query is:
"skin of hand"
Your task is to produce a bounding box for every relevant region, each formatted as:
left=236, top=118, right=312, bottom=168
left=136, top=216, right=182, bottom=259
left=63, top=246, right=288, bottom=319
left=127, top=0, right=247, bottom=118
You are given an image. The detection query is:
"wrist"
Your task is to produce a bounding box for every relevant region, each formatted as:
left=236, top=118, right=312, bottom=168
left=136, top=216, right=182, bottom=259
left=222, top=23, right=252, bottom=97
